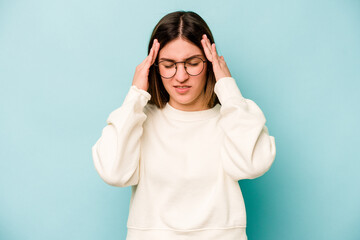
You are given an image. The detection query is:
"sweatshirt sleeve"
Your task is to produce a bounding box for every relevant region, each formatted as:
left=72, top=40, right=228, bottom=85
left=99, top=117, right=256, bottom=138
left=214, top=77, right=276, bottom=181
left=91, top=85, right=151, bottom=187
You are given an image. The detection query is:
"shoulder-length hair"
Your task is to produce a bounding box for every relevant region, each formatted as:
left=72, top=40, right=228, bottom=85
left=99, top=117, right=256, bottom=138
left=147, top=11, right=220, bottom=109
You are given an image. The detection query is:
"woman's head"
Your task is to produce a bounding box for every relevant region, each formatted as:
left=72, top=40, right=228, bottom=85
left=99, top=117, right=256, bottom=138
left=147, top=11, right=219, bottom=110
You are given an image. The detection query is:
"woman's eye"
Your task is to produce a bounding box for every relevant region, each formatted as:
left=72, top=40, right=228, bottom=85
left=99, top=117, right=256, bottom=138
left=186, top=58, right=202, bottom=66
left=161, top=61, right=175, bottom=68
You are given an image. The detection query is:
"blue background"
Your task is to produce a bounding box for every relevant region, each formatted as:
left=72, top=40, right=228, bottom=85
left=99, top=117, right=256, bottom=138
left=1, top=0, right=359, bottom=239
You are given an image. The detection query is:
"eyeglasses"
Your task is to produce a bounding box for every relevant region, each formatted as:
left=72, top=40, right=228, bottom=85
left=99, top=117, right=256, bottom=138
left=154, top=57, right=207, bottom=79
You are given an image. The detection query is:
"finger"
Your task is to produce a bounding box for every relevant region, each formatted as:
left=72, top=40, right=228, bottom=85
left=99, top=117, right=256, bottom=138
left=201, top=39, right=213, bottom=61
left=149, top=43, right=156, bottom=65
left=144, top=47, right=154, bottom=68
left=212, top=43, right=220, bottom=63
left=148, top=39, right=158, bottom=62
left=213, top=44, right=223, bottom=64
left=204, top=34, right=212, bottom=54
left=202, top=35, right=214, bottom=61
left=220, top=55, right=227, bottom=65
left=204, top=35, right=213, bottom=54
left=140, top=41, right=155, bottom=67
left=212, top=43, right=218, bottom=56
left=151, top=41, right=160, bottom=65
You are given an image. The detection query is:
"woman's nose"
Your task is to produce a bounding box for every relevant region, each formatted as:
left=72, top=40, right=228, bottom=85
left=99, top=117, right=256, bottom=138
left=174, top=63, right=189, bottom=82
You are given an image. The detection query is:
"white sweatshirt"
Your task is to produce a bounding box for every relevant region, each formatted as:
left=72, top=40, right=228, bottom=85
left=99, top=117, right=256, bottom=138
left=92, top=77, right=276, bottom=240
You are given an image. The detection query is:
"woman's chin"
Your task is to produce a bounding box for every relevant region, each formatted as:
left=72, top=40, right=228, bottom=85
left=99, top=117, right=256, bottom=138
left=170, top=97, right=202, bottom=109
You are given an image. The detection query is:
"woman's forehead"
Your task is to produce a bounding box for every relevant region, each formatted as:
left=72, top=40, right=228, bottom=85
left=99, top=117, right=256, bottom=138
left=159, top=54, right=204, bottom=62
left=159, top=38, right=203, bottom=60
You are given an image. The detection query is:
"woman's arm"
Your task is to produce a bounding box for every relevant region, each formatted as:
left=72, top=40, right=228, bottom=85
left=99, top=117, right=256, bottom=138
left=92, top=85, right=151, bottom=187
left=215, top=77, right=276, bottom=181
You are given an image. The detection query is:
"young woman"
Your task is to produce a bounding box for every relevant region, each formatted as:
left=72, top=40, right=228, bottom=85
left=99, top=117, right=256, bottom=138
left=92, top=10, right=276, bottom=240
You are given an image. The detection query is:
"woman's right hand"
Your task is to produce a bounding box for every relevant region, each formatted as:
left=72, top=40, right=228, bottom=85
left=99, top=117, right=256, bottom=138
left=132, top=39, right=160, bottom=91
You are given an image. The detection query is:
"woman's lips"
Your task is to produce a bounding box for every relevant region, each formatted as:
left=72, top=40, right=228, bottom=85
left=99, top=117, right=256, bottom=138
left=174, top=86, right=191, bottom=94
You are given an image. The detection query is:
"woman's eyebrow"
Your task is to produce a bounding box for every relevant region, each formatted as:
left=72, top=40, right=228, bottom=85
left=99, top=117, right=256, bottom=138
left=159, top=54, right=203, bottom=61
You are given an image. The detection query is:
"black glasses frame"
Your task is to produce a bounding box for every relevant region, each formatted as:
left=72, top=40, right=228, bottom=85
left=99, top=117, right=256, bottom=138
left=154, top=57, right=207, bottom=79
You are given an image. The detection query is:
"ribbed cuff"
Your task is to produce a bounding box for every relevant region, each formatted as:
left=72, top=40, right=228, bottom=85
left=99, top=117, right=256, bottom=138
left=214, top=77, right=245, bottom=104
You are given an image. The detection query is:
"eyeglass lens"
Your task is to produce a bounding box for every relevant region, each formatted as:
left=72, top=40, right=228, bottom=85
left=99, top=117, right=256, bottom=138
left=157, top=57, right=205, bottom=78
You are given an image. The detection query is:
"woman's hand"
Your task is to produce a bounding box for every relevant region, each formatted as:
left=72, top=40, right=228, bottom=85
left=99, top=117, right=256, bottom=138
left=201, top=34, right=231, bottom=82
left=132, top=39, right=160, bottom=91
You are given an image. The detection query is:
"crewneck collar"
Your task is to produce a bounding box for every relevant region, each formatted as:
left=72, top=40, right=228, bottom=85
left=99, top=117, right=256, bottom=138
left=162, top=102, right=220, bottom=122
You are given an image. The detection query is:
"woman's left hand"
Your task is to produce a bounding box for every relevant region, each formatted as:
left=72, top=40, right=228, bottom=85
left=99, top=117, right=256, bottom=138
left=201, top=34, right=232, bottom=82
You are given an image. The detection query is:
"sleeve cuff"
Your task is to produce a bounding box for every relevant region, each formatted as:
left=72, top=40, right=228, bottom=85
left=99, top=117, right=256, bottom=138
left=121, top=85, right=151, bottom=107
left=106, top=85, right=151, bottom=124
left=214, top=77, right=245, bottom=104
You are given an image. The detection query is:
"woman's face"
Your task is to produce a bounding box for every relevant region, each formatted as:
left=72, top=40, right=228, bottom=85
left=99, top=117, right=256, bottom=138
left=158, top=37, right=208, bottom=111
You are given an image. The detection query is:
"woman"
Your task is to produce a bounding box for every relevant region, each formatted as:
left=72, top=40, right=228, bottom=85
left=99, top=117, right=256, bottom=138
left=92, top=10, right=276, bottom=240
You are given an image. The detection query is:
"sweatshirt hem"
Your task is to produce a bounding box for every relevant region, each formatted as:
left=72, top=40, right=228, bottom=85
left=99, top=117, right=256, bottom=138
left=127, top=225, right=246, bottom=231
left=126, top=225, right=247, bottom=240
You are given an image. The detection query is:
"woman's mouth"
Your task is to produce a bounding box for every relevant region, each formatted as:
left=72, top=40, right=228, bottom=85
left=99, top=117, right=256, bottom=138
left=174, top=86, right=191, bottom=93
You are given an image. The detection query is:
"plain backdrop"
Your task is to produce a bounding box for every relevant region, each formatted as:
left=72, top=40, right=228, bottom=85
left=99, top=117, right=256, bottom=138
left=0, top=0, right=359, bottom=239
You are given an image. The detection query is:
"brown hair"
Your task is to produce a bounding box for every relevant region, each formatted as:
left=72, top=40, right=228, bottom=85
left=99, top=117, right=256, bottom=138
left=147, top=11, right=220, bottom=109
